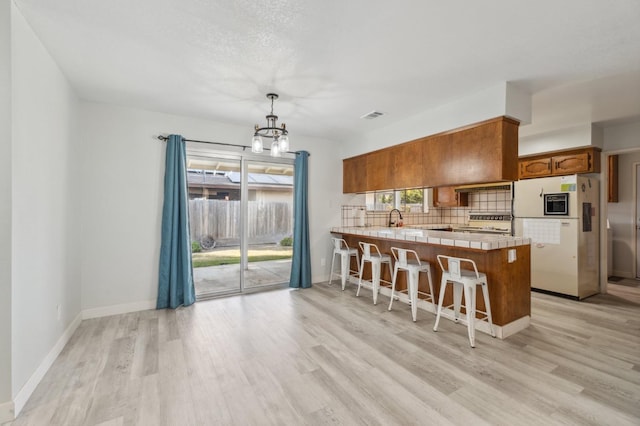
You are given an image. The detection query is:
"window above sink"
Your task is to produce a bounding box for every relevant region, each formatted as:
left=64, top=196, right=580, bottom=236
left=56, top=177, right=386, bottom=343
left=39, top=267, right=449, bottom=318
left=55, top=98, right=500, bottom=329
left=365, top=188, right=428, bottom=213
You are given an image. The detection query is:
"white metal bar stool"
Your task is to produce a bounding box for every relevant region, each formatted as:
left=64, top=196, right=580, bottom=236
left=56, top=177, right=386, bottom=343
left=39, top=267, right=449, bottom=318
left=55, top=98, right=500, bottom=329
left=328, top=237, right=360, bottom=290
left=433, top=255, right=495, bottom=347
left=357, top=242, right=393, bottom=305
left=388, top=247, right=435, bottom=322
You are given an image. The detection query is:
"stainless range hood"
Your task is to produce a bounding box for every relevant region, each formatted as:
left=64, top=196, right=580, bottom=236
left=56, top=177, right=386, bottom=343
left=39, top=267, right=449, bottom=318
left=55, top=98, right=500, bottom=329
left=454, top=182, right=512, bottom=192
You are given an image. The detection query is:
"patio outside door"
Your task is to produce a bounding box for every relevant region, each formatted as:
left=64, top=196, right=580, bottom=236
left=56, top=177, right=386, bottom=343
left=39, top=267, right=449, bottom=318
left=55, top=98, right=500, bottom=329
left=186, top=151, right=294, bottom=299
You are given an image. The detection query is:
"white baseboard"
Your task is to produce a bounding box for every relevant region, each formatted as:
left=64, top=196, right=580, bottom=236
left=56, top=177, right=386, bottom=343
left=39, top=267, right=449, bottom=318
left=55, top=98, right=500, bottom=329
left=82, top=300, right=156, bottom=320
left=13, top=312, right=82, bottom=418
left=0, top=400, right=15, bottom=424
left=9, top=301, right=155, bottom=420
left=497, top=315, right=531, bottom=339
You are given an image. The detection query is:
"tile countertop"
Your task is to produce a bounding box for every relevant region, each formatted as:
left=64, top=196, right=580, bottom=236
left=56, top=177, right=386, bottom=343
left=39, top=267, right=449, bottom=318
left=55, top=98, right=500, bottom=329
left=330, top=226, right=531, bottom=251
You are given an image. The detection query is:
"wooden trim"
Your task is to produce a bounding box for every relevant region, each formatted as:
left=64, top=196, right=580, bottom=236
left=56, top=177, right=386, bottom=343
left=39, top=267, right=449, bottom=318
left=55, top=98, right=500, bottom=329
left=518, top=145, right=602, bottom=160
left=608, top=154, right=619, bottom=203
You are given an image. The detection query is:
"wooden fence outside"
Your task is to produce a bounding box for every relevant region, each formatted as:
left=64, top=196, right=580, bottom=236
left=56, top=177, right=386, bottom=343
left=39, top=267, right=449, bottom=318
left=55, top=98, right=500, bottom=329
left=189, top=199, right=293, bottom=246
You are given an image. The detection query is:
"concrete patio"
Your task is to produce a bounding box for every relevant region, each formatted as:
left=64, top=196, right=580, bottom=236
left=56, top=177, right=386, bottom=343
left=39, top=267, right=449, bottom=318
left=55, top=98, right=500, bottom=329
left=193, top=259, right=292, bottom=298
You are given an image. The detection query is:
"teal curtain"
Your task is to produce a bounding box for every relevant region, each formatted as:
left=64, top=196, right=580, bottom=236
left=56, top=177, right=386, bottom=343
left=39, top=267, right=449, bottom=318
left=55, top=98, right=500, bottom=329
left=157, top=134, right=196, bottom=309
left=289, top=151, right=312, bottom=288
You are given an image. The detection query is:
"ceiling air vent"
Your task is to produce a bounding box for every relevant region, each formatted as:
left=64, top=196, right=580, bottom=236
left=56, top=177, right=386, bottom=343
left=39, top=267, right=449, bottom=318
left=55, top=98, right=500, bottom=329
left=360, top=111, right=384, bottom=120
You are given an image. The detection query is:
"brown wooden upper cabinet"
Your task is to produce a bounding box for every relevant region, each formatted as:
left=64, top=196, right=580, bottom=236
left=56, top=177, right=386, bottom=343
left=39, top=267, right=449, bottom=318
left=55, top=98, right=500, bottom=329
left=519, top=157, right=551, bottom=178
left=392, top=140, right=423, bottom=190
left=427, top=118, right=518, bottom=187
left=365, top=149, right=393, bottom=191
left=342, top=116, right=519, bottom=193
left=518, top=147, right=601, bottom=179
left=433, top=186, right=469, bottom=207
left=343, top=155, right=367, bottom=193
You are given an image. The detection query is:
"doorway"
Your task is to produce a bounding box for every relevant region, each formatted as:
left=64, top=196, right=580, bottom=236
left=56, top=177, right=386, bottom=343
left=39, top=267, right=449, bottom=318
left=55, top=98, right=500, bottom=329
left=186, top=151, right=294, bottom=299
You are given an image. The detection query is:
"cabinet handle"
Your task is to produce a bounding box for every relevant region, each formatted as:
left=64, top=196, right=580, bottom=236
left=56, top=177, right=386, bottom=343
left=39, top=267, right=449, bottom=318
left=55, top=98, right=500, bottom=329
left=587, top=152, right=592, bottom=169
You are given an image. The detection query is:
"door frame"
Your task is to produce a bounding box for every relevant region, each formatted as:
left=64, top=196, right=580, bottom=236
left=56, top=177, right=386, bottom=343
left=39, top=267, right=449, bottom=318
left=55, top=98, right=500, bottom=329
left=600, top=147, right=640, bottom=292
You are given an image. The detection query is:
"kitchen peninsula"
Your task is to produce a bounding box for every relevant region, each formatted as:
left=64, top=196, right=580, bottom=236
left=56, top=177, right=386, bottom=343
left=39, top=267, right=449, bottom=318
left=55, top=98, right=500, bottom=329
left=331, top=226, right=531, bottom=338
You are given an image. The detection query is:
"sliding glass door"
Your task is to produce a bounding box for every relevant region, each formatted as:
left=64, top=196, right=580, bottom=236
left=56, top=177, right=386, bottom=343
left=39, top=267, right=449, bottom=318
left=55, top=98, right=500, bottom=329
left=243, top=160, right=294, bottom=289
left=187, top=154, right=242, bottom=298
left=186, top=150, right=293, bottom=299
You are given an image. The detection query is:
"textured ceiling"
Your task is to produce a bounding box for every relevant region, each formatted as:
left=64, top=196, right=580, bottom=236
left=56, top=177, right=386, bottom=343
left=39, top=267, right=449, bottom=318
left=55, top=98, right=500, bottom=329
left=14, top=0, right=640, bottom=140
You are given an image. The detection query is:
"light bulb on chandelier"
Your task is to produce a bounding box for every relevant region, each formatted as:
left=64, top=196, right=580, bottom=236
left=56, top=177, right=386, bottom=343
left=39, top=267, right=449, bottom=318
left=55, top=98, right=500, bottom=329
left=270, top=139, right=281, bottom=157
left=252, top=93, right=290, bottom=157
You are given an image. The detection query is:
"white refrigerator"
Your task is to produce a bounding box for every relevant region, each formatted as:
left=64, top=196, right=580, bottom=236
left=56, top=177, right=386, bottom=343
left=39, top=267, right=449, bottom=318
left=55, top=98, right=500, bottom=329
left=513, top=175, right=600, bottom=299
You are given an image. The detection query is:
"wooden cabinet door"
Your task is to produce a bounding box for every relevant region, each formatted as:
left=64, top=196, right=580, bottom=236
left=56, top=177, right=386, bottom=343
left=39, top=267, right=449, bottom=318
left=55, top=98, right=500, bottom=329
left=433, top=186, right=468, bottom=207
left=552, top=151, right=593, bottom=175
left=519, top=157, right=552, bottom=179
left=366, top=150, right=392, bottom=191
left=422, top=134, right=452, bottom=187
left=343, top=156, right=367, bottom=193
left=392, top=141, right=423, bottom=189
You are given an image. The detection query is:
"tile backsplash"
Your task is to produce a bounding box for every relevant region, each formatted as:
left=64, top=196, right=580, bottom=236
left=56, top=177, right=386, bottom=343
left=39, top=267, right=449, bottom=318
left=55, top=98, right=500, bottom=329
left=340, top=188, right=511, bottom=227
left=468, top=189, right=512, bottom=212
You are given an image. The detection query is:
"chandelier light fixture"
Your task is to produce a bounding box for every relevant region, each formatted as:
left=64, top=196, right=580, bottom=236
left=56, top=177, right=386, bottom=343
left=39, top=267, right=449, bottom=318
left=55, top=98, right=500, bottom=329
left=252, top=93, right=290, bottom=157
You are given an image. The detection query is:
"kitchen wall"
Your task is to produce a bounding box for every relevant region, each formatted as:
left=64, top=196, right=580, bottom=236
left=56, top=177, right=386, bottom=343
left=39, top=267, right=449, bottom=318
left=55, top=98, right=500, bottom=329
left=604, top=121, right=640, bottom=152
left=340, top=188, right=512, bottom=227
left=519, top=124, right=603, bottom=156
left=11, top=2, right=82, bottom=410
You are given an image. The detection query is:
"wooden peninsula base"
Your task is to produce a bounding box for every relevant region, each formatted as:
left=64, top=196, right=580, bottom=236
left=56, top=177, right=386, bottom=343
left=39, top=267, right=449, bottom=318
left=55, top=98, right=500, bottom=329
left=332, top=228, right=531, bottom=339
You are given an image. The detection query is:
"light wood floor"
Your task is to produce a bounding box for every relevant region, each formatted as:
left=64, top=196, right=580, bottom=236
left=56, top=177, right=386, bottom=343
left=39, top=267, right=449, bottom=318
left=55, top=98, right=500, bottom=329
left=607, top=278, right=640, bottom=305
left=11, top=283, right=640, bottom=426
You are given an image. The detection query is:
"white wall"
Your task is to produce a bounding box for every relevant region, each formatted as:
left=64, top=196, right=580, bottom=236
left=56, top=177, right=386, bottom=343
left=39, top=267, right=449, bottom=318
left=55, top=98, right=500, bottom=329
left=604, top=120, right=640, bottom=152
left=78, top=102, right=341, bottom=311
left=11, top=3, right=81, bottom=400
left=0, top=0, right=13, bottom=414
left=340, top=82, right=531, bottom=158
left=518, top=123, right=603, bottom=156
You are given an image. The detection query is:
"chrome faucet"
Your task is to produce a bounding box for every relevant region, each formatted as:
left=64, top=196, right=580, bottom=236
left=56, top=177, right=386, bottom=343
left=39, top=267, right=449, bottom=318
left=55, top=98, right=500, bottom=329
left=388, top=208, right=403, bottom=227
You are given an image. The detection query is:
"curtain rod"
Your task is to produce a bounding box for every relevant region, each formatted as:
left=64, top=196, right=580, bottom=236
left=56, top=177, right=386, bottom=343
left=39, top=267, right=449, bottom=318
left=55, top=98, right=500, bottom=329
left=156, top=135, right=308, bottom=156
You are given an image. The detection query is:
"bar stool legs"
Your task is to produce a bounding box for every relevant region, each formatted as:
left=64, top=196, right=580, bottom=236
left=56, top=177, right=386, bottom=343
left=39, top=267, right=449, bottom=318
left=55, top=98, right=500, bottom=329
left=388, top=247, right=434, bottom=322
left=329, top=238, right=360, bottom=290
left=357, top=242, right=392, bottom=305
left=433, top=255, right=495, bottom=347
